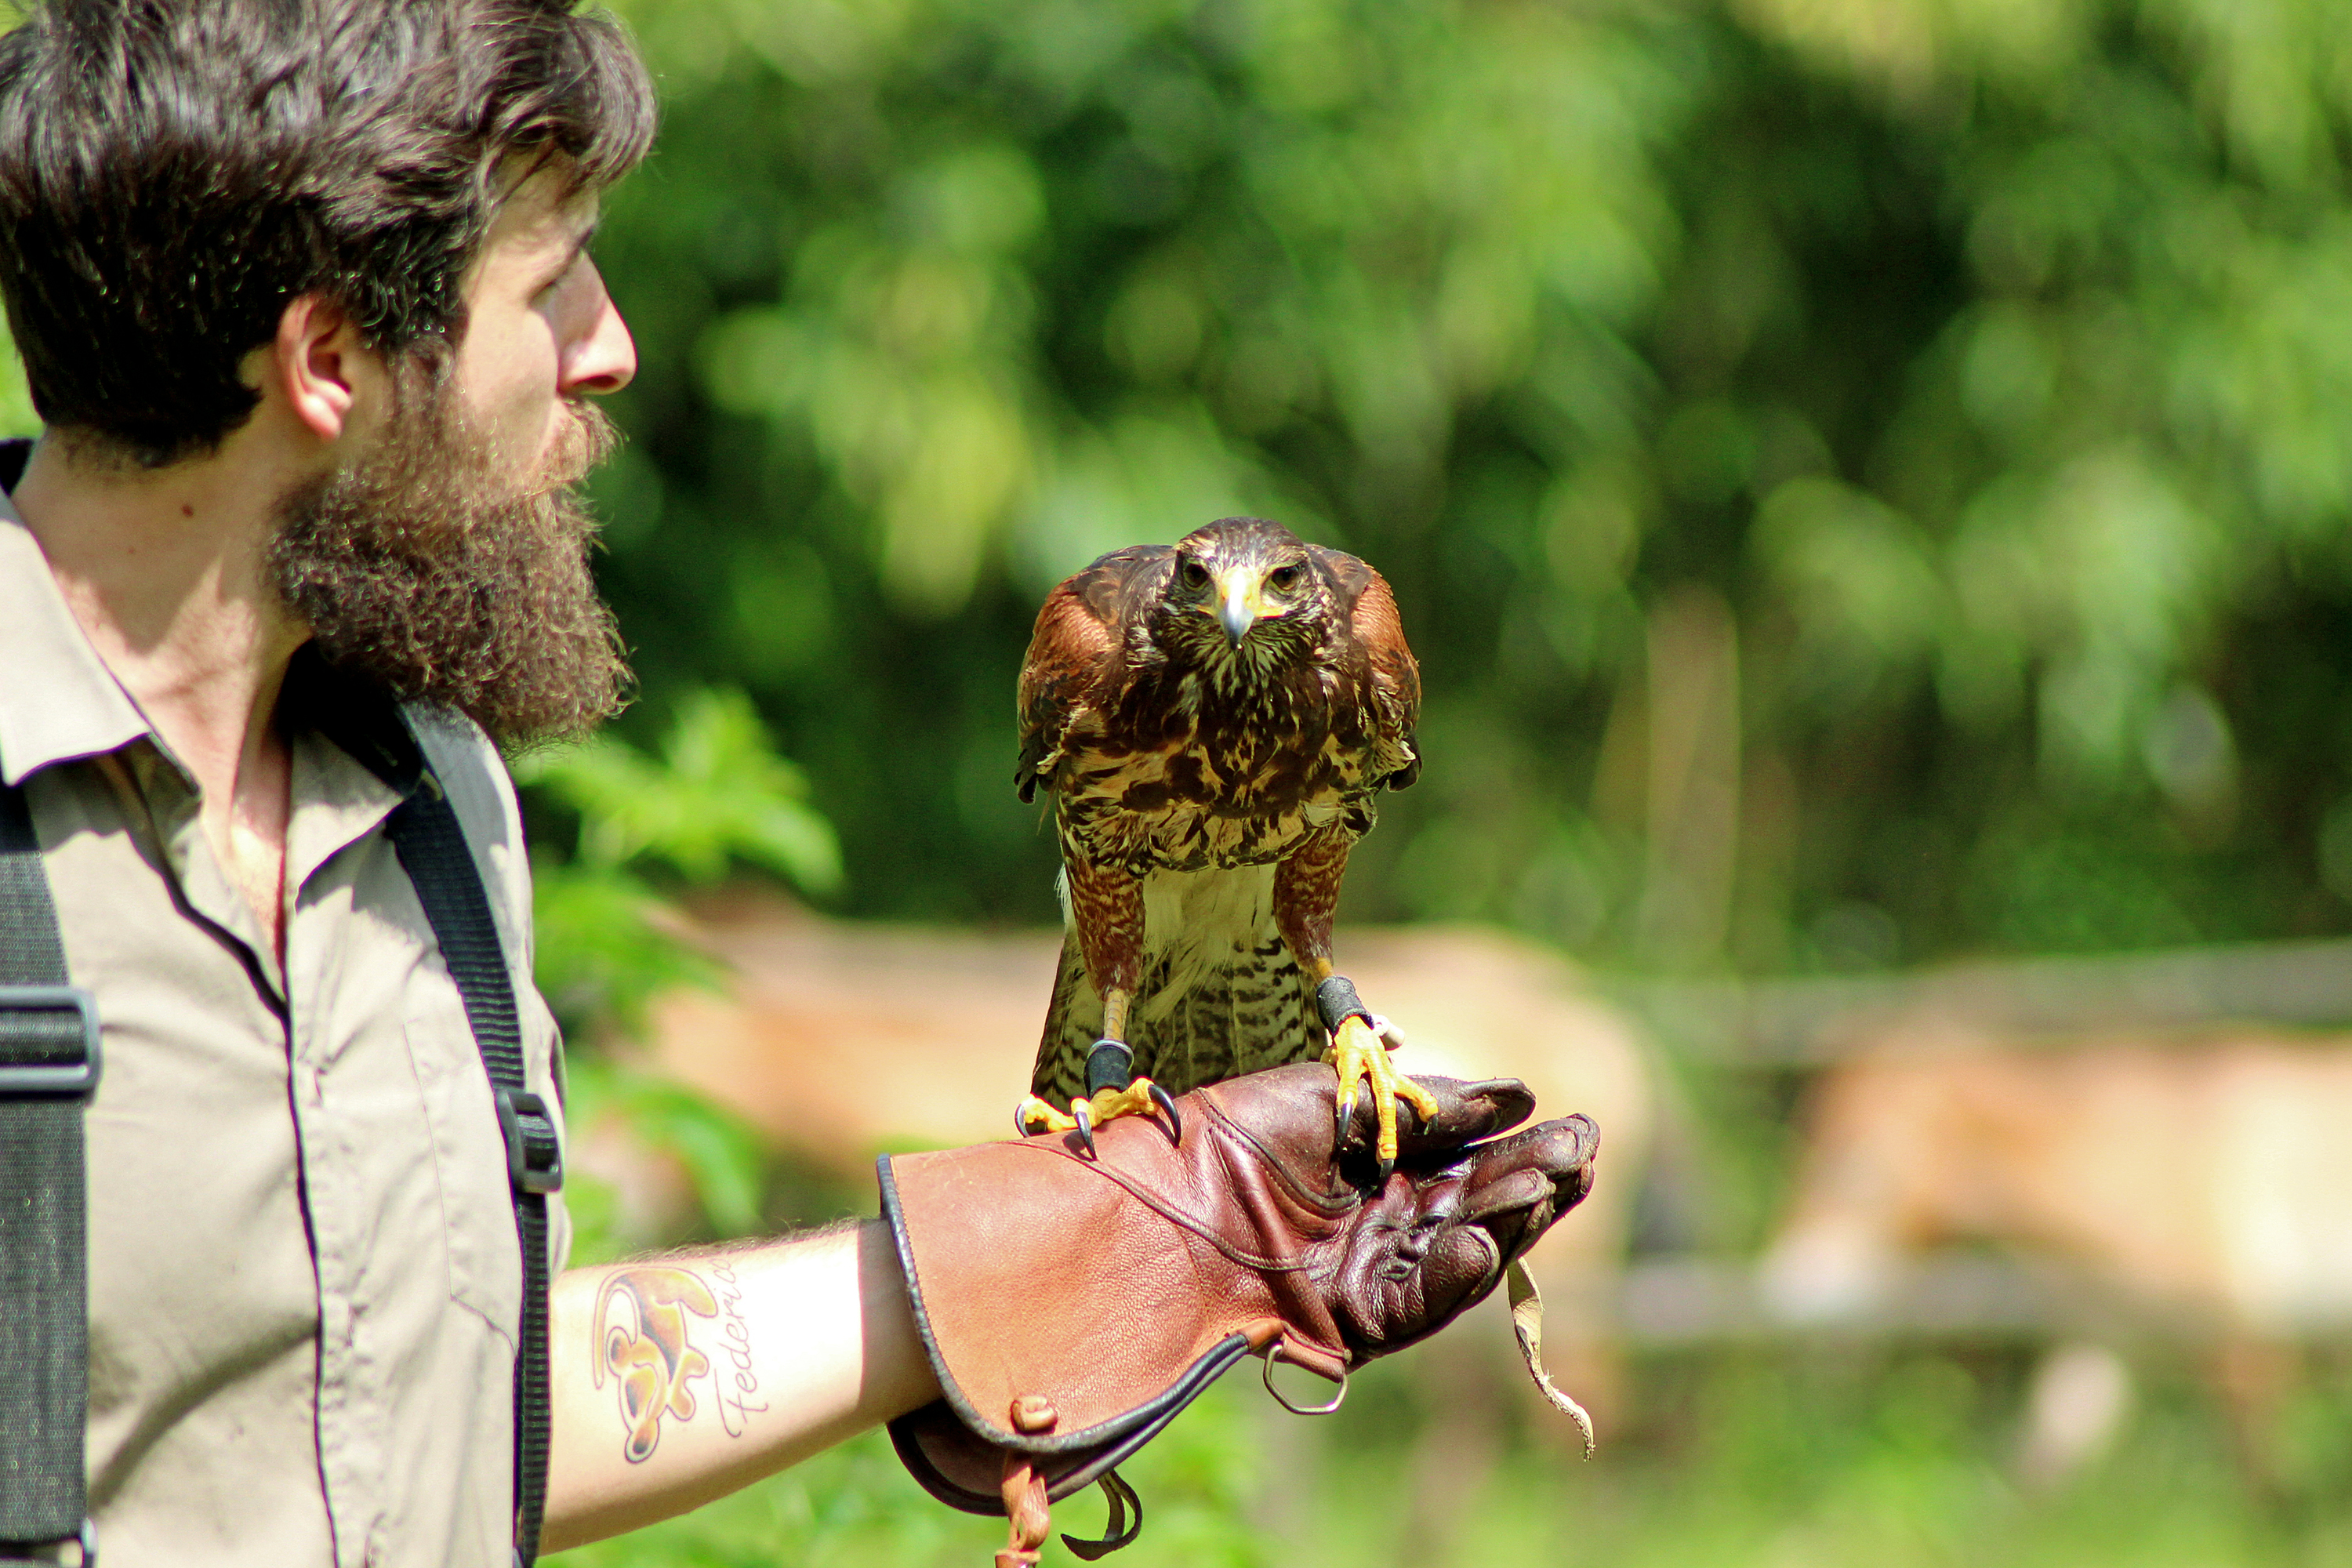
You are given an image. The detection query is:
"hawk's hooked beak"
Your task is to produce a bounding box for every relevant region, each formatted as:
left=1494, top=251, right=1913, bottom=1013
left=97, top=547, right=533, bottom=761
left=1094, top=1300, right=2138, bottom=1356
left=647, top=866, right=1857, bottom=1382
left=1214, top=568, right=1261, bottom=648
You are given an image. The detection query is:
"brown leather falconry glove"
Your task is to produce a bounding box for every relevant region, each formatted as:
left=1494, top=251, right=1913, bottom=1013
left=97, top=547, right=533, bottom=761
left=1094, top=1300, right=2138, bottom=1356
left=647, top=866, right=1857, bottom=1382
left=877, top=1062, right=1599, bottom=1565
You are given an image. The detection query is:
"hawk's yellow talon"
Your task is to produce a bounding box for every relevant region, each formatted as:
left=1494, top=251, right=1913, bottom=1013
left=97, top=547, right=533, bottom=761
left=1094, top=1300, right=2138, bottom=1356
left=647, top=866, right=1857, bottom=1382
left=1014, top=1079, right=1174, bottom=1142
left=1324, top=1014, right=1441, bottom=1164
left=1083, top=1079, right=1161, bottom=1124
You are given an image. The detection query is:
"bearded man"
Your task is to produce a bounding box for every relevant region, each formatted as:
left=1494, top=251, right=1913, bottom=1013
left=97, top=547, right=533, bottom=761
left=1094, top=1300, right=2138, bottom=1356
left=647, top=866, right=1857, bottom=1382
left=0, top=4, right=1599, bottom=1566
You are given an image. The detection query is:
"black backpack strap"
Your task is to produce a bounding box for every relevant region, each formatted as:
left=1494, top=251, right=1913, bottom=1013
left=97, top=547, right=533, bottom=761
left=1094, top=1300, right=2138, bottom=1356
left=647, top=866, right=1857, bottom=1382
left=286, top=649, right=563, bottom=1566
left=0, top=780, right=100, bottom=1568
left=385, top=758, right=561, bottom=1568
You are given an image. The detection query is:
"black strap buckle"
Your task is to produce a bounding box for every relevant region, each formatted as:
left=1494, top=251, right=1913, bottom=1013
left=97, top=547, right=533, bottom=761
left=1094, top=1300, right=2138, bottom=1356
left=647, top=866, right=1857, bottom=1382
left=0, top=985, right=101, bottom=1098
left=494, top=1085, right=563, bottom=1196
left=0, top=1517, right=98, bottom=1566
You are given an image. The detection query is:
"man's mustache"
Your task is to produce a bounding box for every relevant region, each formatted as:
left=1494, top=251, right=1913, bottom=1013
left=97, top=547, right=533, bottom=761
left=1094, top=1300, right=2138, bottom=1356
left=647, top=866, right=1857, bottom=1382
left=539, top=398, right=618, bottom=494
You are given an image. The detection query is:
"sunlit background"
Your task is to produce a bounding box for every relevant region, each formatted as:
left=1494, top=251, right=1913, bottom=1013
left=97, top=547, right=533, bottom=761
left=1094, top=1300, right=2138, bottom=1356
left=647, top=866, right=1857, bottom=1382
left=20, top=0, right=2352, bottom=1560
left=577, top=0, right=2352, bottom=965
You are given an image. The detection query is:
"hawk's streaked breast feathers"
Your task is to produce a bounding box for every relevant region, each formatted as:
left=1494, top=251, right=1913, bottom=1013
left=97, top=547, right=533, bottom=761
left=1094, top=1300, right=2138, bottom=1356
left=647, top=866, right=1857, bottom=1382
left=1019, top=517, right=1419, bottom=1107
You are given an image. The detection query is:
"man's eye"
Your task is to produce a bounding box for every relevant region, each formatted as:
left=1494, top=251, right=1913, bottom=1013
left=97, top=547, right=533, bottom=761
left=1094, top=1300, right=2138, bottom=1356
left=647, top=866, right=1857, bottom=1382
left=537, top=249, right=589, bottom=300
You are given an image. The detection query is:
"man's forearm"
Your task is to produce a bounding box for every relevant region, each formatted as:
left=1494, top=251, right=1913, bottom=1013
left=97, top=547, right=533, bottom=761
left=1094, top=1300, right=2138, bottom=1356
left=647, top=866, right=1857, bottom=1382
left=540, top=1218, right=942, bottom=1550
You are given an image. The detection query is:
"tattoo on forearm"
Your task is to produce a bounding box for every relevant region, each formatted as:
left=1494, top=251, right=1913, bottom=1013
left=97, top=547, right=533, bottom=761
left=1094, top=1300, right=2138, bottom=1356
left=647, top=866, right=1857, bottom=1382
left=590, top=1260, right=767, bottom=1463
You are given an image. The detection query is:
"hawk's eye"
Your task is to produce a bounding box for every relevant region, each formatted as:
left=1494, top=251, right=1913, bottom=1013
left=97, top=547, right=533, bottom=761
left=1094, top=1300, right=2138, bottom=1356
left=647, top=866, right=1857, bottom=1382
left=1268, top=564, right=1303, bottom=593
left=1180, top=559, right=1210, bottom=591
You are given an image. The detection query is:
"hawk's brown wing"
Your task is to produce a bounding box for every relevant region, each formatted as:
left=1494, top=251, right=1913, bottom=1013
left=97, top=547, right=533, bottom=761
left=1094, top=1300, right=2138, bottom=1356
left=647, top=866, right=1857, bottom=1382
left=1310, top=545, right=1422, bottom=791
left=1014, top=545, right=1171, bottom=804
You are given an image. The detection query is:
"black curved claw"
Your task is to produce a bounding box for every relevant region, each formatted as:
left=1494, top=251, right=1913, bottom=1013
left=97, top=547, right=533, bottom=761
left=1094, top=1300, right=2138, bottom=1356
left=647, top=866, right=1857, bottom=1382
left=1376, top=1153, right=1396, bottom=1185
left=1014, top=1104, right=1036, bottom=1139
left=1073, top=1101, right=1098, bottom=1160
left=1334, top=1090, right=1356, bottom=1147
left=1147, top=1081, right=1183, bottom=1144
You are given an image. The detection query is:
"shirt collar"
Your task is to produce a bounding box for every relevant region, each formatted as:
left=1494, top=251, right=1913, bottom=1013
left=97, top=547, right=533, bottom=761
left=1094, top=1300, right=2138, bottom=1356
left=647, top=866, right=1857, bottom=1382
left=0, top=440, right=154, bottom=787
left=281, top=644, right=423, bottom=798
left=0, top=438, right=426, bottom=797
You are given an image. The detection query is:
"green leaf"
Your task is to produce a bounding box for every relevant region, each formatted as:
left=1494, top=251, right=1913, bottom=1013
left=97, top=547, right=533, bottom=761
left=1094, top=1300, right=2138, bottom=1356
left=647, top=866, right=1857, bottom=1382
left=521, top=688, right=843, bottom=895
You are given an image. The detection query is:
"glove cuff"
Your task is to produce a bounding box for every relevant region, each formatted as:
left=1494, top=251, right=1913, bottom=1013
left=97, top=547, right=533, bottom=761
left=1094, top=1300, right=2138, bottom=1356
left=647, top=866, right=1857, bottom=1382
left=877, top=1149, right=1263, bottom=1517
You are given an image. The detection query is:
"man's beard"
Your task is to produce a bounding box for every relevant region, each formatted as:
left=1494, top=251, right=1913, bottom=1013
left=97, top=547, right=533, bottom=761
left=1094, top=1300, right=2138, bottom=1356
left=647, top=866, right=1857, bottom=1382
left=267, top=372, right=630, bottom=746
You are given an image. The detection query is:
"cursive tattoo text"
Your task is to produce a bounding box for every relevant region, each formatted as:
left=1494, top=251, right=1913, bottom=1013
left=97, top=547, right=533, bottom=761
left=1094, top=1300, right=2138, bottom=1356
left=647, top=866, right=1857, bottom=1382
left=709, top=1259, right=768, bottom=1436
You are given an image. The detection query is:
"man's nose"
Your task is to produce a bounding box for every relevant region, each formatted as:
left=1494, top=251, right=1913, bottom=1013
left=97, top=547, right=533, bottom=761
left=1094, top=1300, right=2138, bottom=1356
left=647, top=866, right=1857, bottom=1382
left=559, top=260, right=636, bottom=397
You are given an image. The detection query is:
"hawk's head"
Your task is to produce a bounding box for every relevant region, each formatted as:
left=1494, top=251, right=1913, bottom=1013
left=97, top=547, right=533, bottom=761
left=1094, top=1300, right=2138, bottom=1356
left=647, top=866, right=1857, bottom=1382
left=1152, top=517, right=1333, bottom=666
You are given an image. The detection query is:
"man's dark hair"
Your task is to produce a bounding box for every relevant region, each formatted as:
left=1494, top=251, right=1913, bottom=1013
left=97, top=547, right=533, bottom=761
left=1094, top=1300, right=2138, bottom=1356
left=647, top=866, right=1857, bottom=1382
left=0, top=0, right=655, bottom=466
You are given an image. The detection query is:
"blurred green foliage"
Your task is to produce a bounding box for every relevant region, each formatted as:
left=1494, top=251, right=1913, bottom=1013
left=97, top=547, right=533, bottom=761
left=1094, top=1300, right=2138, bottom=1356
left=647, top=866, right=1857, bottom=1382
left=575, top=0, right=2352, bottom=975
left=519, top=687, right=839, bottom=1033
left=1287, top=1346, right=2352, bottom=1568
left=561, top=1058, right=770, bottom=1250
left=554, top=1338, right=2352, bottom=1568
left=0, top=318, right=33, bottom=439
left=555, top=1375, right=1272, bottom=1568
left=520, top=691, right=830, bottom=1257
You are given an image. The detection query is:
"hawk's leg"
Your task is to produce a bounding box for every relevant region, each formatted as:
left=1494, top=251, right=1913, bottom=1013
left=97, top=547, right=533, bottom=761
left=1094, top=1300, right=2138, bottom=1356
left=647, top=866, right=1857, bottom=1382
left=1014, top=989, right=1177, bottom=1145
left=1014, top=864, right=1179, bottom=1149
left=1274, top=835, right=1440, bottom=1172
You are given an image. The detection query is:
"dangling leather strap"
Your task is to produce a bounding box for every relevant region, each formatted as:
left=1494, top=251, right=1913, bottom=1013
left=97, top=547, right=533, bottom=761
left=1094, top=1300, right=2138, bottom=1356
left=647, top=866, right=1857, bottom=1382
left=989, top=1392, right=1141, bottom=1564
left=1506, top=1257, right=1595, bottom=1457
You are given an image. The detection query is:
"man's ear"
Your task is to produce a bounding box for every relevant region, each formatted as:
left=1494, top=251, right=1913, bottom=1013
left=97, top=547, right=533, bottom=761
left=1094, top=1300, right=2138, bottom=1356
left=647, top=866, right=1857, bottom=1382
left=269, top=292, right=380, bottom=445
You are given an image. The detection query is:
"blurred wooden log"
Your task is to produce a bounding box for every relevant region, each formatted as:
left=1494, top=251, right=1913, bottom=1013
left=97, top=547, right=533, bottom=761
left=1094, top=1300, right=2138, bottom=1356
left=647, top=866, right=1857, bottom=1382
left=1599, top=1254, right=2203, bottom=1348
left=1619, top=938, right=2352, bottom=1065
left=1605, top=1250, right=2352, bottom=1355
left=639, top=893, right=1059, bottom=1170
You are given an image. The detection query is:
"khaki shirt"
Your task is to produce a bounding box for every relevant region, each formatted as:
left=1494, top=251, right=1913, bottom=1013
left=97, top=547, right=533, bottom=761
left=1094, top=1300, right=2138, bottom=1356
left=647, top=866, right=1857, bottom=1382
left=0, top=474, right=569, bottom=1566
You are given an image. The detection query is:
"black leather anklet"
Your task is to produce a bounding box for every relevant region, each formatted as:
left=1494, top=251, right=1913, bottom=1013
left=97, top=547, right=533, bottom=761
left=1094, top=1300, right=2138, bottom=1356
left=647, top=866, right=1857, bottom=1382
left=1084, top=1038, right=1134, bottom=1096
left=1315, top=976, right=1374, bottom=1032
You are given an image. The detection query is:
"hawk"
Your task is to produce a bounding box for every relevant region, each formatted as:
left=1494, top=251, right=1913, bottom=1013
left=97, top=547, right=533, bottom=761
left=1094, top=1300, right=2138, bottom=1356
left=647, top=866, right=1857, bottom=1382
left=1013, top=516, right=1441, bottom=1171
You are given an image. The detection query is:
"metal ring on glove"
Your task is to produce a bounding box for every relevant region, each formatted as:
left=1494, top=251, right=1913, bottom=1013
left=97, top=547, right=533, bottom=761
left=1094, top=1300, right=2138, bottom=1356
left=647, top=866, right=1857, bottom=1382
left=1260, top=1342, right=1348, bottom=1415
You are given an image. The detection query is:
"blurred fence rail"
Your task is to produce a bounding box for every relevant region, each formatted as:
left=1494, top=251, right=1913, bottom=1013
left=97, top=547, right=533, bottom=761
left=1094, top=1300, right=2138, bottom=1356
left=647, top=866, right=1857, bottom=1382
left=1614, top=938, right=2352, bottom=1065
left=1598, top=1254, right=2236, bottom=1349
